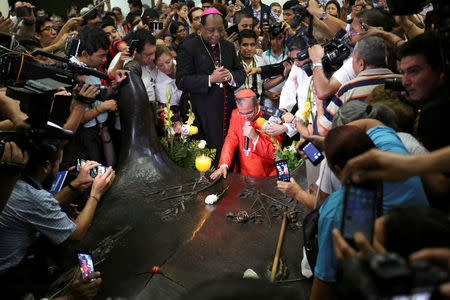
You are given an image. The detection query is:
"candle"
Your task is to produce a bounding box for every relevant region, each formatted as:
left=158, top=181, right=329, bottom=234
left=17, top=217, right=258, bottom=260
left=195, top=155, right=212, bottom=172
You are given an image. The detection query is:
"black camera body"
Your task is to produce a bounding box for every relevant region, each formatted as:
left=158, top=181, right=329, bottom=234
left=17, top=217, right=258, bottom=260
left=300, top=29, right=351, bottom=76
left=290, top=5, right=311, bottom=29
left=337, top=253, right=449, bottom=300
left=75, top=84, right=109, bottom=103
left=269, top=22, right=284, bottom=37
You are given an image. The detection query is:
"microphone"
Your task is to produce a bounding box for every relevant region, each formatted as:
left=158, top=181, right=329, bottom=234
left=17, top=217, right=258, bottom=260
left=244, top=121, right=250, bottom=157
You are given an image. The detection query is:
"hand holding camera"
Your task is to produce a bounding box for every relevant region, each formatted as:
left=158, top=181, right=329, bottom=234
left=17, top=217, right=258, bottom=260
left=77, top=83, right=101, bottom=100
left=72, top=160, right=100, bottom=191
left=0, top=141, right=28, bottom=172
left=91, top=166, right=115, bottom=199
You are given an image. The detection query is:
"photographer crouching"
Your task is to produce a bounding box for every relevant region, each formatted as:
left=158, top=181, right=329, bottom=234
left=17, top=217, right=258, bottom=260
left=0, top=138, right=115, bottom=298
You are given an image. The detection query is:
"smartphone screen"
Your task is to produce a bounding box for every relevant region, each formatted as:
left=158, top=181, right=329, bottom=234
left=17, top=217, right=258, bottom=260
left=300, top=141, right=324, bottom=166
left=90, top=166, right=107, bottom=178
left=275, top=160, right=290, bottom=182
left=76, top=159, right=87, bottom=172
left=341, top=184, right=377, bottom=246
left=150, top=21, right=163, bottom=31
left=77, top=252, right=95, bottom=280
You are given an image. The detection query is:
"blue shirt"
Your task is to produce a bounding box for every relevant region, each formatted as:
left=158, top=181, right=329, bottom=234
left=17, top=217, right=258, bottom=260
left=314, top=126, right=429, bottom=282
left=0, top=180, right=76, bottom=272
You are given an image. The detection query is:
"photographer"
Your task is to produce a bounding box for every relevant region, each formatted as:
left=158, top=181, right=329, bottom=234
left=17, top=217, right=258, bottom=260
left=0, top=142, right=28, bottom=213
left=317, top=36, right=400, bottom=134
left=261, top=22, right=288, bottom=108
left=280, top=0, right=303, bottom=39
left=332, top=206, right=450, bottom=299
left=309, top=119, right=428, bottom=300
left=0, top=140, right=115, bottom=297
left=64, top=24, right=127, bottom=168
left=308, top=9, right=392, bottom=101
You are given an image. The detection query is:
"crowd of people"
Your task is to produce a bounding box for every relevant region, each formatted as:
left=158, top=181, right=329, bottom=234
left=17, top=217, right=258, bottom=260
left=0, top=0, right=449, bottom=299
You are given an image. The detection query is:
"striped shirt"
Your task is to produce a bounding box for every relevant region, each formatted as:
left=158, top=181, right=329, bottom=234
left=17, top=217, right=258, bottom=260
left=0, top=179, right=76, bottom=272
left=319, top=68, right=401, bottom=132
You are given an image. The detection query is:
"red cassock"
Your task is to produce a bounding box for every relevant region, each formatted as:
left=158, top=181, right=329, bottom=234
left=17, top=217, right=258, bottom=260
left=218, top=109, right=283, bottom=177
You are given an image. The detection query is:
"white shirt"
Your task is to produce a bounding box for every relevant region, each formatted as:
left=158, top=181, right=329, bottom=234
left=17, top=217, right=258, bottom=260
left=331, top=54, right=356, bottom=85
left=279, top=64, right=309, bottom=112
left=155, top=70, right=182, bottom=106
left=141, top=64, right=157, bottom=102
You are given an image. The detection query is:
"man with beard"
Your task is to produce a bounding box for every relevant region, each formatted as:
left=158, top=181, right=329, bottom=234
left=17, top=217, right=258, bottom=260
left=0, top=140, right=115, bottom=281
left=176, top=8, right=246, bottom=163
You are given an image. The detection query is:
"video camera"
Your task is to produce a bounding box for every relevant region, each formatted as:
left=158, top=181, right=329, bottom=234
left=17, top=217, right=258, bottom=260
left=299, top=29, right=352, bottom=76
left=337, top=253, right=448, bottom=300
left=0, top=34, right=112, bottom=158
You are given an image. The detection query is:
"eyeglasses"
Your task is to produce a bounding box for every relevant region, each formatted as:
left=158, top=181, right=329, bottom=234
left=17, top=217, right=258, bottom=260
left=348, top=29, right=365, bottom=37
left=177, top=28, right=186, bottom=33
left=239, top=109, right=256, bottom=117
left=41, top=26, right=58, bottom=32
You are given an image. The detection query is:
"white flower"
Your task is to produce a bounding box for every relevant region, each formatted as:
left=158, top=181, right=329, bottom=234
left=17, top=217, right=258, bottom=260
left=198, top=140, right=207, bottom=149
left=287, top=145, right=296, bottom=152
left=205, top=194, right=219, bottom=204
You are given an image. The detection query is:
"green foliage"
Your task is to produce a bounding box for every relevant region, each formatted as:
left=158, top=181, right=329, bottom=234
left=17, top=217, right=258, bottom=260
left=160, top=137, right=216, bottom=170
left=256, top=129, right=303, bottom=171
left=274, top=149, right=303, bottom=171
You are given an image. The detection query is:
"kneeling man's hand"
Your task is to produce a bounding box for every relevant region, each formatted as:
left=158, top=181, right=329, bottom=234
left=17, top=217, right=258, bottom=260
left=210, top=166, right=228, bottom=180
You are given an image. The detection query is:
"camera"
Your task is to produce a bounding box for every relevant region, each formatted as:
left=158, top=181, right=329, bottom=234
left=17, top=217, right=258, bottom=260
left=337, top=253, right=449, bottom=300
left=75, top=84, right=109, bottom=102
left=260, top=106, right=284, bottom=120
left=384, top=78, right=405, bottom=91
left=0, top=35, right=112, bottom=159
left=300, top=29, right=351, bottom=76
left=290, top=5, right=311, bottom=29
left=269, top=22, right=284, bottom=37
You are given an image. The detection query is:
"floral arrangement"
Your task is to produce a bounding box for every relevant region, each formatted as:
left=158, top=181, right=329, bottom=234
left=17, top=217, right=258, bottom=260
left=257, top=128, right=303, bottom=171
left=160, top=100, right=216, bottom=170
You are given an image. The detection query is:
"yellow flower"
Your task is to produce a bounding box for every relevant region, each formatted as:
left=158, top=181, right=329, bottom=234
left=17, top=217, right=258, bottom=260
left=304, top=101, right=311, bottom=111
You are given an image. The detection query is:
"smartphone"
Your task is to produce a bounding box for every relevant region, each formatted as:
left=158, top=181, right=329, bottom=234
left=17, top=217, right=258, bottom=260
left=340, top=182, right=377, bottom=247
left=298, top=141, right=324, bottom=166
left=150, top=21, right=163, bottom=32
left=262, top=12, right=269, bottom=23
left=76, top=158, right=87, bottom=172
left=15, top=6, right=32, bottom=18
left=226, top=24, right=239, bottom=37
left=90, top=165, right=107, bottom=178
left=275, top=159, right=290, bottom=182
left=77, top=252, right=95, bottom=280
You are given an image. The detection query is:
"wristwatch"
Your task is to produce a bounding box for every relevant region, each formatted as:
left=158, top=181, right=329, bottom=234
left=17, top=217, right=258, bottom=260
left=319, top=12, right=328, bottom=20
left=312, top=62, right=323, bottom=71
